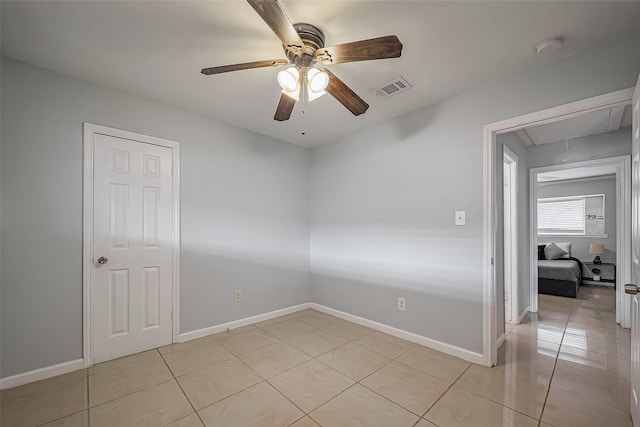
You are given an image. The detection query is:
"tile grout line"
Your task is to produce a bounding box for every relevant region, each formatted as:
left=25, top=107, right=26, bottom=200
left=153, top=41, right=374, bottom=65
left=457, top=307, right=569, bottom=424
left=35, top=301, right=627, bottom=426
left=79, top=349, right=163, bottom=427
left=37, top=350, right=170, bottom=426
left=158, top=348, right=208, bottom=427
left=217, top=312, right=464, bottom=425
left=537, top=296, right=575, bottom=426
left=260, top=324, right=419, bottom=424
left=38, top=308, right=584, bottom=427
left=186, top=350, right=308, bottom=418
left=33, top=408, right=89, bottom=427
left=448, top=363, right=546, bottom=422
left=161, top=311, right=375, bottom=424
left=352, top=342, right=464, bottom=416
left=88, top=365, right=175, bottom=408
left=417, top=362, right=474, bottom=422
left=263, top=378, right=309, bottom=421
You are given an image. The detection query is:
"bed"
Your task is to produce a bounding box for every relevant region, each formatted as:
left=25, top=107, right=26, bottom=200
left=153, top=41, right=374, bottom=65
left=538, top=243, right=583, bottom=298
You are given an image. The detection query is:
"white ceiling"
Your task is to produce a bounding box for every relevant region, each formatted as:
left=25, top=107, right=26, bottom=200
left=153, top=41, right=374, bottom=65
left=2, top=1, right=639, bottom=148
left=517, top=104, right=633, bottom=146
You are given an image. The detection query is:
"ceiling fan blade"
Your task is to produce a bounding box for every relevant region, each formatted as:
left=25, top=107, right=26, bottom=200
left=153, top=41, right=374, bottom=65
left=274, top=93, right=296, bottom=121
left=325, top=70, right=369, bottom=116
left=247, top=0, right=305, bottom=53
left=201, top=59, right=288, bottom=75
left=316, top=35, right=402, bottom=65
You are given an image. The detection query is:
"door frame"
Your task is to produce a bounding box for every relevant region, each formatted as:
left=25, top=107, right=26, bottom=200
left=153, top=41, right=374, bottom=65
left=482, top=87, right=635, bottom=366
left=529, top=156, right=630, bottom=325
left=503, top=146, right=519, bottom=325
left=82, top=123, right=181, bottom=368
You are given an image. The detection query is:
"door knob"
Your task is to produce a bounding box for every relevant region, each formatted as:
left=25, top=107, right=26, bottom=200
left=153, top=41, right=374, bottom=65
left=97, top=256, right=109, bottom=265
left=625, top=283, right=639, bottom=295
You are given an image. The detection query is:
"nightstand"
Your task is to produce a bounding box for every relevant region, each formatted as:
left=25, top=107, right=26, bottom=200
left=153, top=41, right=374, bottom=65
left=582, top=262, right=616, bottom=287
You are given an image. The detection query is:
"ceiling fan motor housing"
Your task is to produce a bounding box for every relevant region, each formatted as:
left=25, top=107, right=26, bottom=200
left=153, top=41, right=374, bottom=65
left=286, top=23, right=325, bottom=68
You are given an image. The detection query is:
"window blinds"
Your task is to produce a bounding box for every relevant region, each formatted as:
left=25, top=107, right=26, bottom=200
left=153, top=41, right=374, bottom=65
left=538, top=197, right=585, bottom=234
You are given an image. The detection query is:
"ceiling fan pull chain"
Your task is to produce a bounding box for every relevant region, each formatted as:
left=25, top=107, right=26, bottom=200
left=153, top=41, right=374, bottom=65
left=300, top=72, right=307, bottom=135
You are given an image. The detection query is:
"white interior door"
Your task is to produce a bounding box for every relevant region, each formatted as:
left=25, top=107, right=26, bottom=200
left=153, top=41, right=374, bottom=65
left=503, top=148, right=518, bottom=324
left=628, top=73, right=640, bottom=426
left=93, top=133, right=174, bottom=364
left=504, top=159, right=513, bottom=323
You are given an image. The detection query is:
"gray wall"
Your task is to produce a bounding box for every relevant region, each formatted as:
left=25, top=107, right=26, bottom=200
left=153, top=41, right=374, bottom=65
left=309, top=35, right=640, bottom=354
left=2, top=33, right=639, bottom=377
left=538, top=177, right=617, bottom=263
left=0, top=58, right=310, bottom=378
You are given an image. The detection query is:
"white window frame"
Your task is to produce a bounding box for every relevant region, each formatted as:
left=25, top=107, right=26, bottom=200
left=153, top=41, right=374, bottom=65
left=537, top=193, right=606, bottom=237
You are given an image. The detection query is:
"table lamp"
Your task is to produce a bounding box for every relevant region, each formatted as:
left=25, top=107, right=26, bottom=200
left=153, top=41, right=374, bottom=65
left=589, top=243, right=605, bottom=264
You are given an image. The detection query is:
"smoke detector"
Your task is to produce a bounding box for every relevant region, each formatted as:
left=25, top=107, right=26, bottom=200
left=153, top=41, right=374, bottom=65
left=372, top=76, right=412, bottom=99
left=535, top=38, right=563, bottom=54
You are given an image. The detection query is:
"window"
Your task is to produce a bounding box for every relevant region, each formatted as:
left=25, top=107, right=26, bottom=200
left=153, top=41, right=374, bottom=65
left=537, top=194, right=605, bottom=236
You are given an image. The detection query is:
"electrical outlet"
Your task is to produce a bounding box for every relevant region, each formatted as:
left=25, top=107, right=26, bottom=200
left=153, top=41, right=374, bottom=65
left=455, top=210, right=466, bottom=226
left=234, top=290, right=242, bottom=303
left=397, top=297, right=406, bottom=312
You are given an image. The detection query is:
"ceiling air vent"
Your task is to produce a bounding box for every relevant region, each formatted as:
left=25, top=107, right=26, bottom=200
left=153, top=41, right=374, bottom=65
left=371, top=77, right=412, bottom=99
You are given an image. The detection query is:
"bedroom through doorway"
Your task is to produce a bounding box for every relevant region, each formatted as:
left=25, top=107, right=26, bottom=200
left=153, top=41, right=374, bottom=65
left=495, top=98, right=633, bottom=353
left=530, top=154, right=631, bottom=327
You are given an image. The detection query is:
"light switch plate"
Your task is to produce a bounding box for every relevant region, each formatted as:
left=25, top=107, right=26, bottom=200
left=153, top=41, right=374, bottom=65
left=455, top=210, right=466, bottom=226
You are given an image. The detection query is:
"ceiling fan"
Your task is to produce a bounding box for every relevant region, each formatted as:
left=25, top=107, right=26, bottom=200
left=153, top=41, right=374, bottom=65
left=201, top=0, right=403, bottom=121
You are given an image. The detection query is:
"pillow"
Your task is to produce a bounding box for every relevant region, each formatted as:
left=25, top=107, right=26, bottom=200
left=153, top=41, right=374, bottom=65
left=554, top=242, right=571, bottom=259
left=537, top=245, right=546, bottom=260
left=545, top=243, right=568, bottom=260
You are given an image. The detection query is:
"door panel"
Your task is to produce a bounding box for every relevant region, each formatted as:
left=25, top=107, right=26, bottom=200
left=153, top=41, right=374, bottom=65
left=110, top=269, right=130, bottom=335
left=143, top=266, right=161, bottom=329
left=93, top=134, right=174, bottom=364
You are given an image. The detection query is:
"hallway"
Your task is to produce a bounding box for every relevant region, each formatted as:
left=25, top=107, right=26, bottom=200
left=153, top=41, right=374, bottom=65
left=503, top=285, right=631, bottom=426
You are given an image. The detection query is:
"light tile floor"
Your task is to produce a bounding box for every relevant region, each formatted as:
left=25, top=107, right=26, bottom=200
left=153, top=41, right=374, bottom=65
left=0, top=285, right=631, bottom=426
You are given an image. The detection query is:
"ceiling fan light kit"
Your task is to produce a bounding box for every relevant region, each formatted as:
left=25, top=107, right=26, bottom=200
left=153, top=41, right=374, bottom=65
left=307, top=68, right=329, bottom=95
left=277, top=66, right=329, bottom=102
left=277, top=67, right=299, bottom=93
left=201, top=0, right=403, bottom=122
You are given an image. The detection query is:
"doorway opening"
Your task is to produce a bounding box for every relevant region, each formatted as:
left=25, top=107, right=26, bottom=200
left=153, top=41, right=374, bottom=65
left=529, top=156, right=630, bottom=325
left=482, top=87, right=635, bottom=366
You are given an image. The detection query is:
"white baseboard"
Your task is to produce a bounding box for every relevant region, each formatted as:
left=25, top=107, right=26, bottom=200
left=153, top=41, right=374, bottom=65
left=309, top=303, right=484, bottom=365
left=2, top=300, right=487, bottom=389
left=518, top=306, right=530, bottom=323
left=178, top=303, right=312, bottom=342
left=0, top=359, right=84, bottom=390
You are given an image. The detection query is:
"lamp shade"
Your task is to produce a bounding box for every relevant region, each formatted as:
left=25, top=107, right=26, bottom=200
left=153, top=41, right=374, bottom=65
left=277, top=67, right=300, bottom=92
left=307, top=68, right=329, bottom=93
left=306, top=68, right=329, bottom=102
left=589, top=243, right=605, bottom=255
left=277, top=67, right=301, bottom=100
